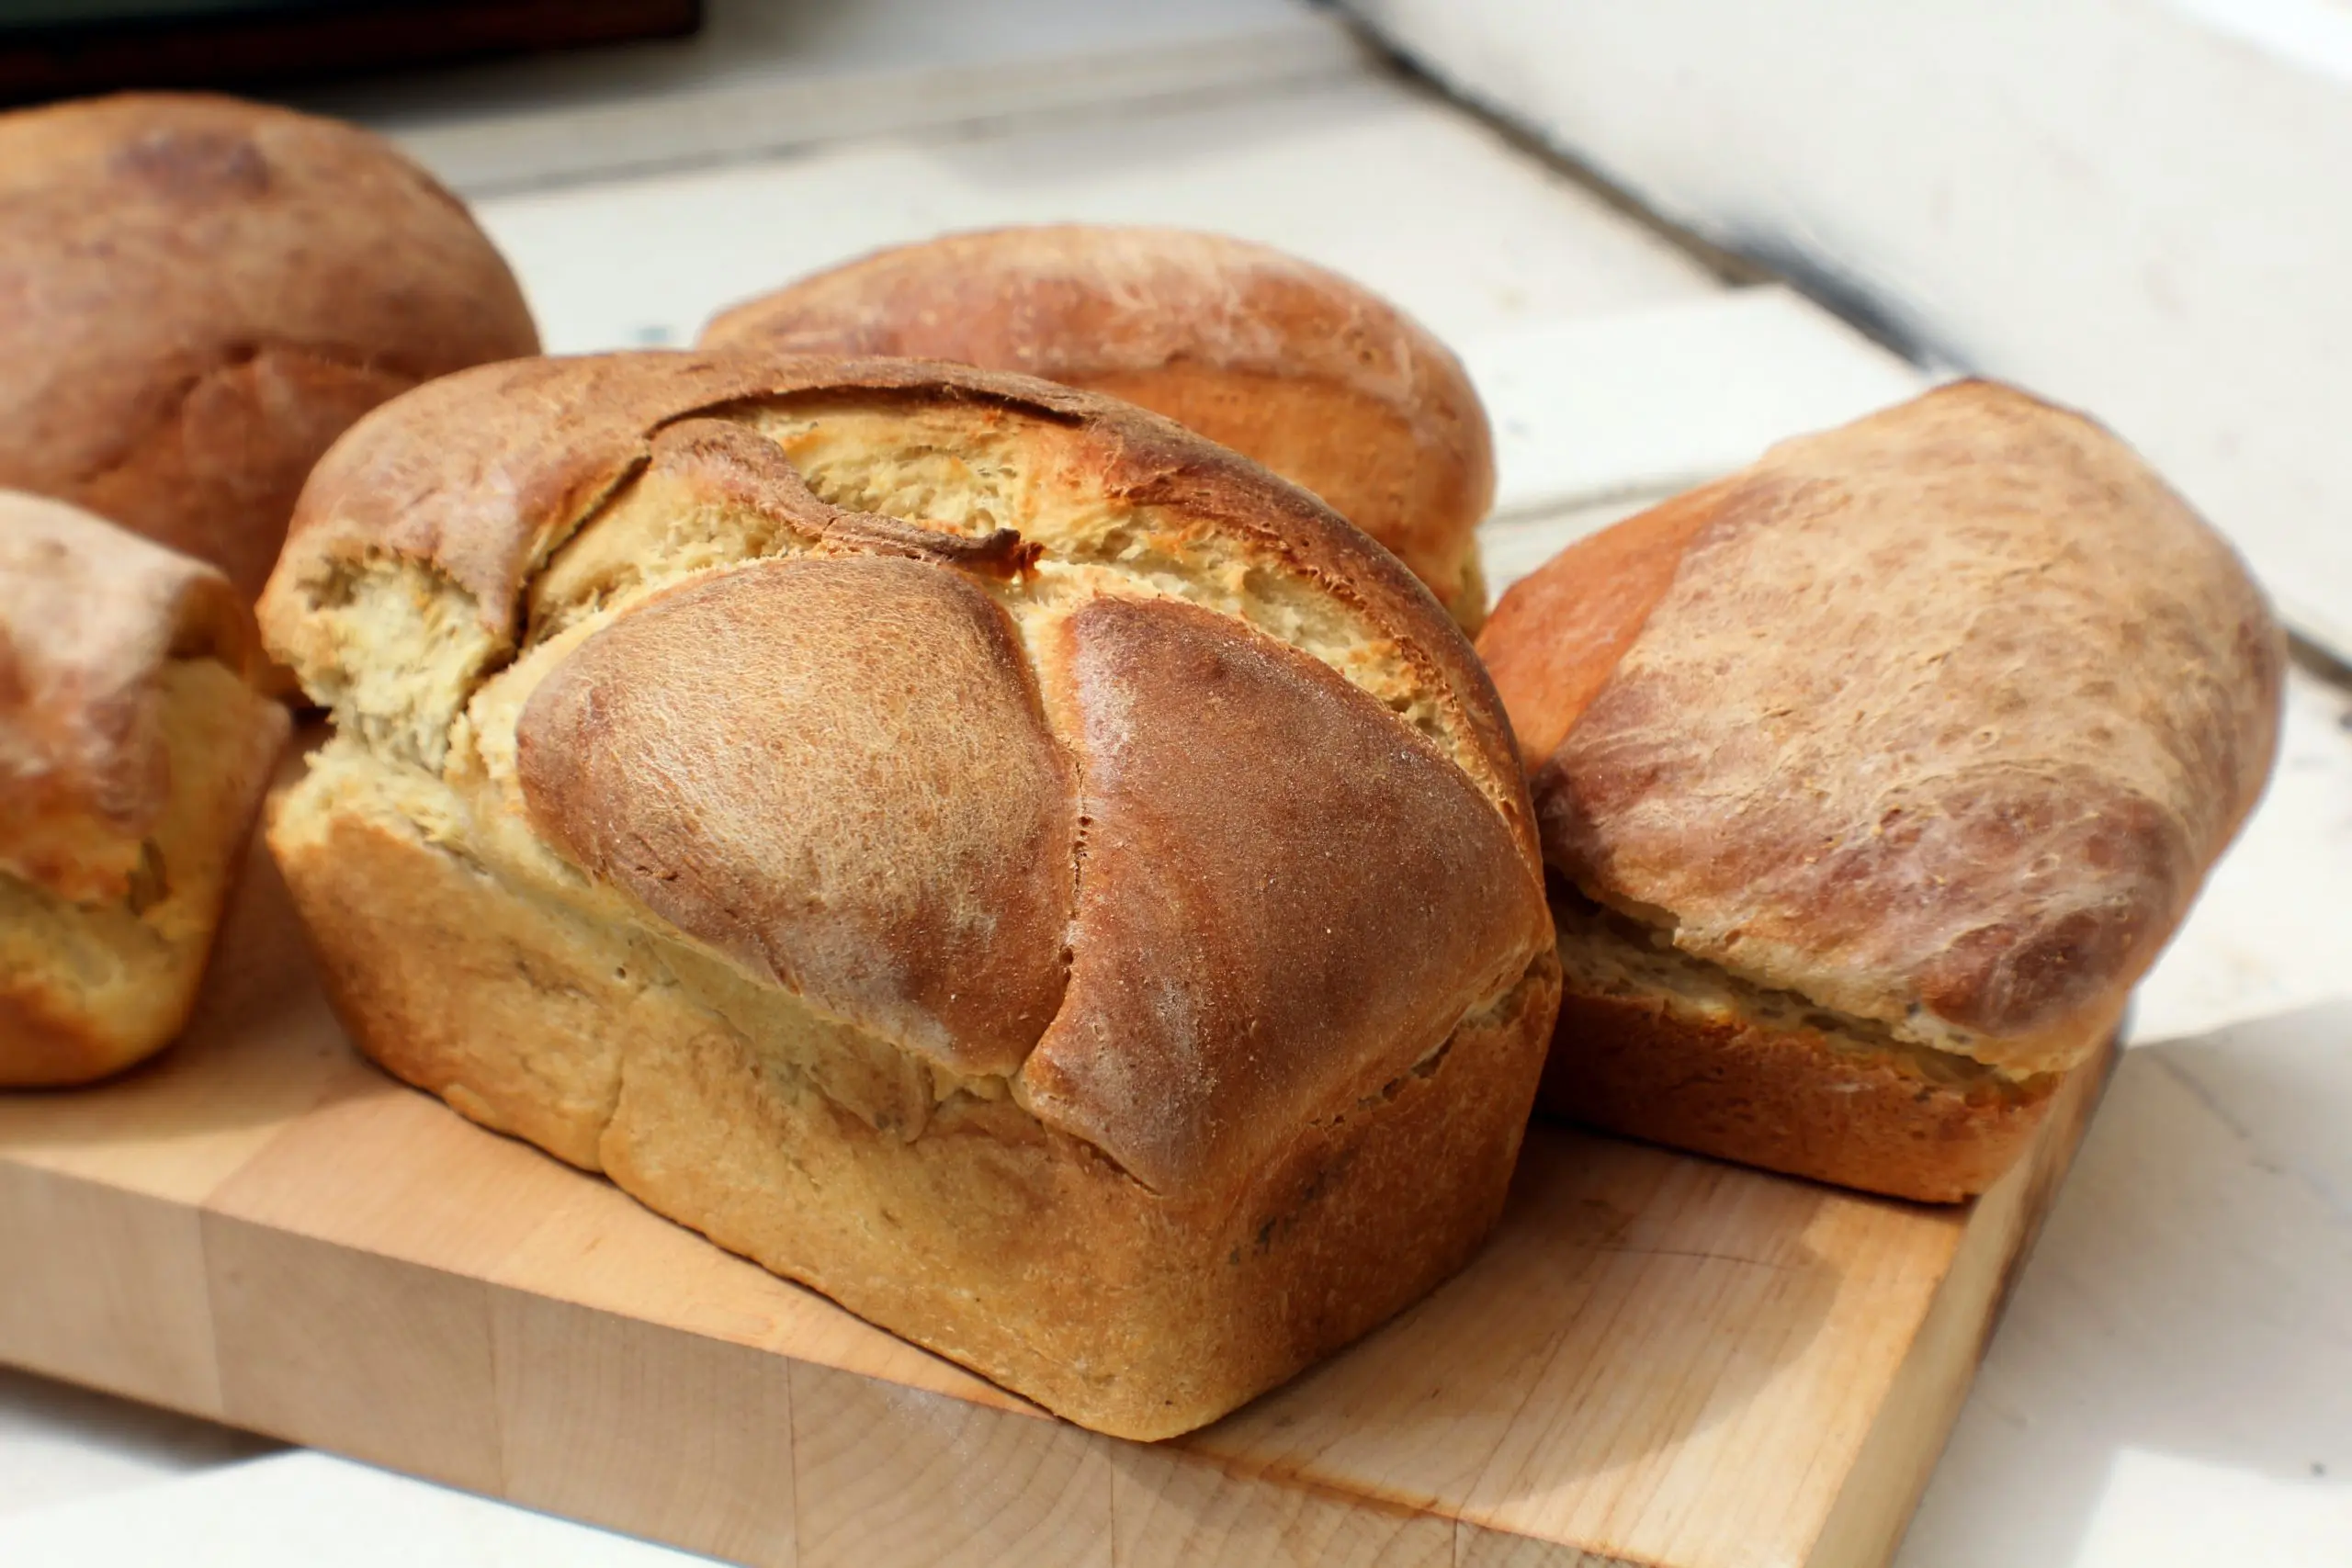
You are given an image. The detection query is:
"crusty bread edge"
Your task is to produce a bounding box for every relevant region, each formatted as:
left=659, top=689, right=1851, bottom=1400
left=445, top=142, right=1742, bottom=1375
left=1538, top=969, right=2073, bottom=1205
left=700, top=226, right=1500, bottom=628
left=0, top=668, right=288, bottom=1086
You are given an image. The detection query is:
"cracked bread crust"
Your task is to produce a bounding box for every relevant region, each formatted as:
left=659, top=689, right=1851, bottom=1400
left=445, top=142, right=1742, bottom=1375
left=258, top=351, right=1557, bottom=1437
left=2, top=492, right=288, bottom=1085
left=1542, top=888, right=2061, bottom=1203
left=266, top=353, right=1532, bottom=840
left=1540, top=987, right=2057, bottom=1206
left=0, top=92, right=537, bottom=600
left=515, top=554, right=1077, bottom=1077
left=1479, top=381, right=2281, bottom=1199
left=698, top=225, right=1497, bottom=629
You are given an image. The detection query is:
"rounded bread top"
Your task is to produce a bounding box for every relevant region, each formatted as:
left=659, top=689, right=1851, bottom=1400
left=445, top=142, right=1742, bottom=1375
left=0, top=92, right=540, bottom=599
left=697, top=225, right=1495, bottom=623
left=265, top=351, right=1525, bottom=797
left=262, top=350, right=1550, bottom=1194
left=1479, top=380, right=2285, bottom=1074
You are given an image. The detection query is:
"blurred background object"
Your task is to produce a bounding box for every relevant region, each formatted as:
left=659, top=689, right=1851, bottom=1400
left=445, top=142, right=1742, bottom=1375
left=288, top=0, right=1364, bottom=193
left=0, top=0, right=699, bottom=102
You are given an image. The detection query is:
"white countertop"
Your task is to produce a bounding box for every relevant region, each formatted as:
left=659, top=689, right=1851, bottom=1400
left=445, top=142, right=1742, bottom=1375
left=4, top=4, right=2347, bottom=1561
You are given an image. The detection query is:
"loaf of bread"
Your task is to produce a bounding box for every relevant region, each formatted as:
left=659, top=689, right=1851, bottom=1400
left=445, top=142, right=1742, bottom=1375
left=0, top=92, right=539, bottom=603
left=2, top=491, right=289, bottom=1086
left=1477, top=381, right=2282, bottom=1201
left=258, top=352, right=1559, bottom=1438
left=699, top=225, right=1497, bottom=629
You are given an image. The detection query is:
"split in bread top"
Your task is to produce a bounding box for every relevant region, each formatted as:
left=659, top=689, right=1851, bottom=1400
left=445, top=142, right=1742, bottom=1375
left=701, top=224, right=1497, bottom=629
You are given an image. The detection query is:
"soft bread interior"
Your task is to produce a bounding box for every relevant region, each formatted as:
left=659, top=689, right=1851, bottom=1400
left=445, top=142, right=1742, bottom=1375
left=1549, top=883, right=2055, bottom=1099
left=2, top=658, right=286, bottom=1078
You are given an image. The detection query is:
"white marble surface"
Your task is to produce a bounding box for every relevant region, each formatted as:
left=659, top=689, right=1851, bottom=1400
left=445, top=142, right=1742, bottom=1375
left=4, top=6, right=2348, bottom=1562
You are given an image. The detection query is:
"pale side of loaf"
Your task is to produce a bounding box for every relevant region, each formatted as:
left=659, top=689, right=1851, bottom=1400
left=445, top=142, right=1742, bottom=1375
left=1, top=492, right=289, bottom=1085
left=0, top=92, right=539, bottom=602
left=258, top=352, right=1558, bottom=1438
left=1477, top=380, right=2283, bottom=1201
left=698, top=225, right=1497, bottom=630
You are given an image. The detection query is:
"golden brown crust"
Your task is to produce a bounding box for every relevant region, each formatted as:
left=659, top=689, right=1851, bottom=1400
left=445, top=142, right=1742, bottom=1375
left=262, top=346, right=1555, bottom=1434
left=269, top=788, right=1561, bottom=1438
left=2, top=698, right=286, bottom=1089
left=1473, top=480, right=1726, bottom=766
left=264, top=351, right=1532, bottom=860
left=274, top=793, right=633, bottom=1169
left=267, top=353, right=750, bottom=646
left=0, top=988, right=135, bottom=1089
left=1537, top=981, right=2061, bottom=1204
left=516, top=556, right=1075, bottom=1077
left=0, top=92, right=537, bottom=599
left=1017, top=595, right=1550, bottom=1191
left=698, top=226, right=1496, bottom=626
left=1482, top=380, right=2284, bottom=1079
left=1, top=498, right=288, bottom=1086
left=0, top=491, right=254, bottom=898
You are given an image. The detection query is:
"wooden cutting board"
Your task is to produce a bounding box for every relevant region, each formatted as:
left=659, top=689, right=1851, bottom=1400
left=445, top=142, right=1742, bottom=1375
left=0, top=834, right=2110, bottom=1568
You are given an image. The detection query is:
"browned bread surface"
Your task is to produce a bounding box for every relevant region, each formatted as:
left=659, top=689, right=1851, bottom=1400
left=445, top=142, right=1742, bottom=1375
left=0, top=92, right=538, bottom=601
left=1541, top=989, right=2059, bottom=1206
left=1479, top=380, right=2283, bottom=1199
left=1, top=491, right=288, bottom=1085
left=259, top=350, right=1556, bottom=1438
left=698, top=225, right=1497, bottom=628
left=1541, top=886, right=2063, bottom=1204
left=517, top=553, right=1076, bottom=1078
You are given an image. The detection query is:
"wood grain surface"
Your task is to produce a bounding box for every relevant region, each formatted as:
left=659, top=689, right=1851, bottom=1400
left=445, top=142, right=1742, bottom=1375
left=0, top=828, right=2113, bottom=1568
